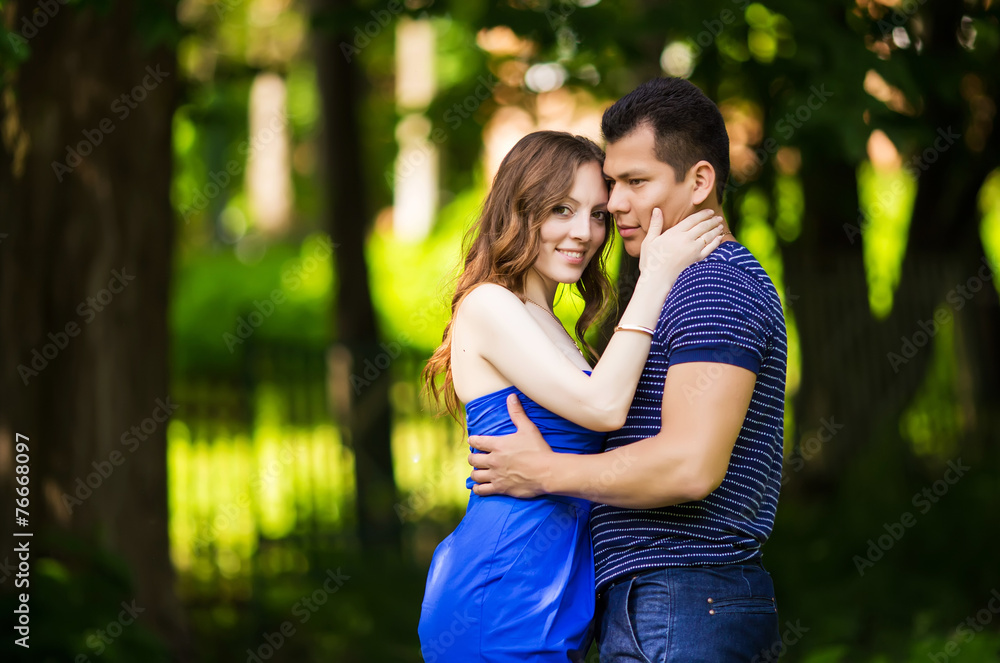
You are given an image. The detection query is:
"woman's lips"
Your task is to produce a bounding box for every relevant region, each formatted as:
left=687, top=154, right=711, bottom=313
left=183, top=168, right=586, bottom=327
left=556, top=249, right=585, bottom=264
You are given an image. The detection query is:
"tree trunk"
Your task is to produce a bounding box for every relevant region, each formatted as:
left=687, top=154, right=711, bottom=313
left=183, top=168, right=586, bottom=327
left=782, top=0, right=1000, bottom=479
left=310, top=0, right=402, bottom=552
left=0, top=0, right=191, bottom=659
left=784, top=149, right=997, bottom=492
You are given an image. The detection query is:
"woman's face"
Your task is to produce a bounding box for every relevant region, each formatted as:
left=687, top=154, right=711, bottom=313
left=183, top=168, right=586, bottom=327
left=531, top=161, right=609, bottom=287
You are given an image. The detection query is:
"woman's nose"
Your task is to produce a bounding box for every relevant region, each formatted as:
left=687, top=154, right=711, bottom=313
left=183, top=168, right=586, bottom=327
left=568, top=214, right=591, bottom=241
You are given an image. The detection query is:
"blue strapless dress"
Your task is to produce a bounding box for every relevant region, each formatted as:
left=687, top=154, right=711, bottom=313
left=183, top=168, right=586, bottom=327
left=418, top=382, right=606, bottom=662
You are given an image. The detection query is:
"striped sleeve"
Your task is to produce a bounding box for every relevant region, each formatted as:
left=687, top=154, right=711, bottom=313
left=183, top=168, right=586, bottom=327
left=658, top=261, right=774, bottom=374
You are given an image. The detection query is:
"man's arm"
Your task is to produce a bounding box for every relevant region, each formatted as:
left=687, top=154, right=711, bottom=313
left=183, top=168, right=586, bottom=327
left=469, top=360, right=755, bottom=508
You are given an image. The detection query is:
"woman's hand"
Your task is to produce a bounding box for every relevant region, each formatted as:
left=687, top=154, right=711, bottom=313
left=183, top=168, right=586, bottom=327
left=638, top=208, right=724, bottom=280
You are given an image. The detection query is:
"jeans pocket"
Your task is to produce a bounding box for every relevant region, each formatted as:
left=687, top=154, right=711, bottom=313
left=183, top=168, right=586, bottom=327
left=622, top=576, right=654, bottom=663
left=626, top=574, right=671, bottom=663
left=707, top=595, right=777, bottom=615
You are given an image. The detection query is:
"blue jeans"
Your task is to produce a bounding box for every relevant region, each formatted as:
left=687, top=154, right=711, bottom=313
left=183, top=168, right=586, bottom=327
left=595, top=561, right=780, bottom=662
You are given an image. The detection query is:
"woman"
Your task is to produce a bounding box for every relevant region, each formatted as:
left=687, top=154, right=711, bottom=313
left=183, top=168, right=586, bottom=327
left=418, top=131, right=724, bottom=662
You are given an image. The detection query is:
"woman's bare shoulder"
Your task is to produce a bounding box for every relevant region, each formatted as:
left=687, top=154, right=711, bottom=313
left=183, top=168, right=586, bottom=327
left=458, top=283, right=522, bottom=320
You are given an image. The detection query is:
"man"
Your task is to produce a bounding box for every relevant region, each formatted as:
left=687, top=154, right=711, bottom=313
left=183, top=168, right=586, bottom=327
left=468, top=77, right=788, bottom=662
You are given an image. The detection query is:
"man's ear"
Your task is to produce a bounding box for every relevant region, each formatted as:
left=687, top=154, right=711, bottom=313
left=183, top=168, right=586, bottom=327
left=689, top=160, right=716, bottom=206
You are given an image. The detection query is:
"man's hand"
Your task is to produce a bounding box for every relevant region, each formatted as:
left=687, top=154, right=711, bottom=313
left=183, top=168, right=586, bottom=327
left=468, top=393, right=556, bottom=498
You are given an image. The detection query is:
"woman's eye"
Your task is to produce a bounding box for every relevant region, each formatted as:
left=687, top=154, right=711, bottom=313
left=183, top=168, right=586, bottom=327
left=592, top=210, right=609, bottom=222
left=553, top=205, right=572, bottom=216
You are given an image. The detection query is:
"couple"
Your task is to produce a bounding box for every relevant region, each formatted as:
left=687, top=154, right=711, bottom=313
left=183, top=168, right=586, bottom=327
left=418, top=77, right=788, bottom=662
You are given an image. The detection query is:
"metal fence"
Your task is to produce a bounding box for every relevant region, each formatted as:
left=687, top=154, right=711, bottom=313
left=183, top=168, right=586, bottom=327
left=168, top=342, right=468, bottom=592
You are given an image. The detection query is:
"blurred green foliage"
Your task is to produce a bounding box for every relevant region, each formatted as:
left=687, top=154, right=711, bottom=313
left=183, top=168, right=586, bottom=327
left=170, top=236, right=334, bottom=376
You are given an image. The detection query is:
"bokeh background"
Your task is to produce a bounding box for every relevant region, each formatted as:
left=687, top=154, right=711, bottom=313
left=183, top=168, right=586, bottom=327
left=1, top=0, right=999, bottom=661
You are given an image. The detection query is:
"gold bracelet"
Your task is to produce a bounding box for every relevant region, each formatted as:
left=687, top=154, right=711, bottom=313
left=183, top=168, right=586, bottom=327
left=614, top=323, right=655, bottom=336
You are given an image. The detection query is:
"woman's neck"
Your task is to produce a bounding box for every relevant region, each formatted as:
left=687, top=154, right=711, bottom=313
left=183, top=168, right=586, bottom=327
left=523, top=269, right=558, bottom=309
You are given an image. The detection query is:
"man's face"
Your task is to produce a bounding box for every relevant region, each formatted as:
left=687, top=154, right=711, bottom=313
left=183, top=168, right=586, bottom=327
left=604, top=124, right=696, bottom=258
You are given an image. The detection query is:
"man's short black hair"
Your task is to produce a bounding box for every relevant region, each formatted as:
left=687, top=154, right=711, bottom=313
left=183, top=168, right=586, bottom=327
left=602, top=77, right=730, bottom=204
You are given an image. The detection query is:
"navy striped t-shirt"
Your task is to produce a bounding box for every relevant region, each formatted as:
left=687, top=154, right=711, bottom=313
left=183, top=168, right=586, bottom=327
left=591, top=241, right=787, bottom=591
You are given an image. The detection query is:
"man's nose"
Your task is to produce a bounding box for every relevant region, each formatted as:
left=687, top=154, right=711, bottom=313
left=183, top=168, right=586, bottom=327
left=608, top=185, right=628, bottom=216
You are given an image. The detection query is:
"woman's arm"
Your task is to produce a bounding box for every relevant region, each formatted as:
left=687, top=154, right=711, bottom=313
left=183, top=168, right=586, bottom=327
left=467, top=363, right=756, bottom=507
left=459, top=209, right=723, bottom=431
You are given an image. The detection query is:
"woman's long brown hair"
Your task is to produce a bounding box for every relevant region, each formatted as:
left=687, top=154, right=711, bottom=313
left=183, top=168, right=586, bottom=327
left=422, top=131, right=615, bottom=420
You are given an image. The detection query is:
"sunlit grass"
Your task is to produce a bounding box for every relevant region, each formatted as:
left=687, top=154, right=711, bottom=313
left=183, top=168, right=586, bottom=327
left=168, top=374, right=472, bottom=581
left=168, top=385, right=355, bottom=580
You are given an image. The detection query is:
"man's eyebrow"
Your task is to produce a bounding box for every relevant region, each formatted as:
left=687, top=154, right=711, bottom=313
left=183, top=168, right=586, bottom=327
left=603, top=169, right=647, bottom=181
